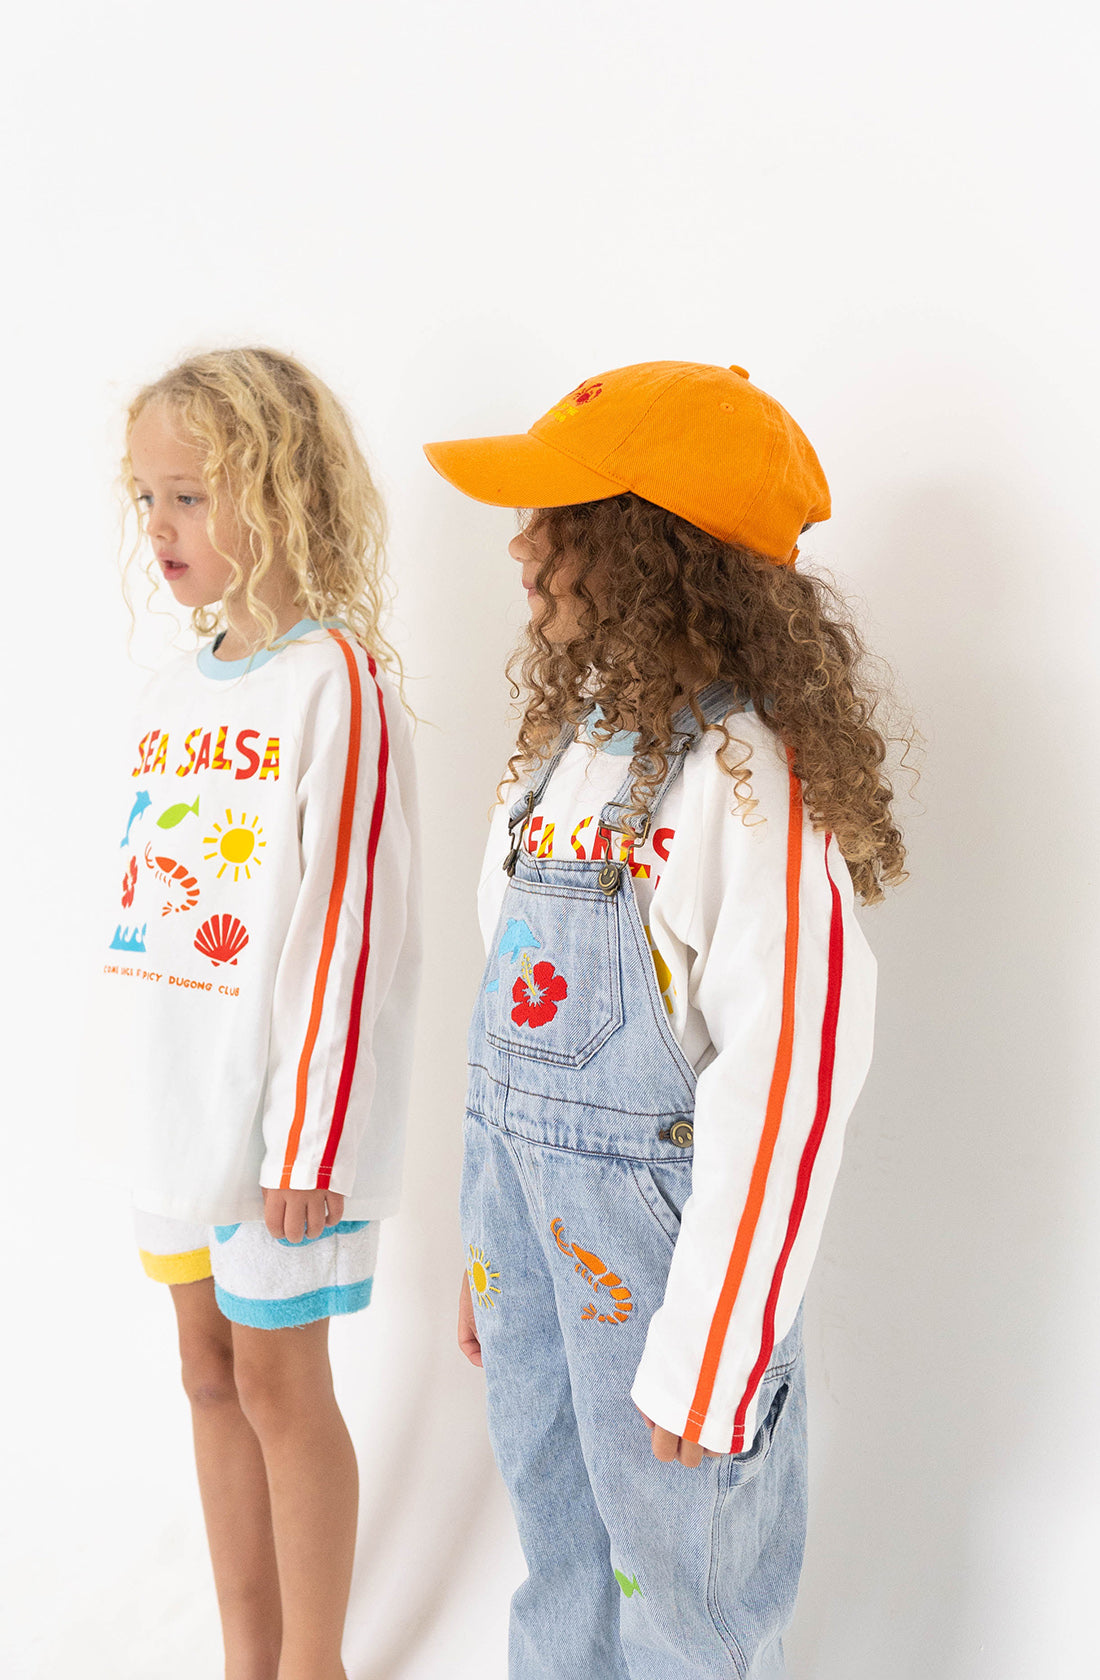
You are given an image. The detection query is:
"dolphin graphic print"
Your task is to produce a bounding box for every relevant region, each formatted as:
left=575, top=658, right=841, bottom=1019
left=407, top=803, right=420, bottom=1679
left=497, top=918, right=542, bottom=961
left=121, top=790, right=153, bottom=848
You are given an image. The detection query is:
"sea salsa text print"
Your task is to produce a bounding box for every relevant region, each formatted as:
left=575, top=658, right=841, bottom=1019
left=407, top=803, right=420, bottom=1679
left=132, top=726, right=280, bottom=781
left=523, top=813, right=675, bottom=885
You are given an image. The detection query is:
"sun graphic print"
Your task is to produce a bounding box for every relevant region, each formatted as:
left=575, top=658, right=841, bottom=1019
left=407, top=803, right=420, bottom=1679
left=204, top=810, right=266, bottom=882
left=468, top=1244, right=502, bottom=1310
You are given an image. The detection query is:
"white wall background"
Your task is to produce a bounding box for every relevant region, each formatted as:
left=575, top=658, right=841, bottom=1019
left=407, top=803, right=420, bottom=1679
left=2, top=2, right=1097, bottom=1676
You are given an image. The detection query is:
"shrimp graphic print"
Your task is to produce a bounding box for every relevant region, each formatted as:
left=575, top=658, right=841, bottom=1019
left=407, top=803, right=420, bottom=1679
left=551, top=1218, right=634, bottom=1325
left=143, top=844, right=200, bottom=916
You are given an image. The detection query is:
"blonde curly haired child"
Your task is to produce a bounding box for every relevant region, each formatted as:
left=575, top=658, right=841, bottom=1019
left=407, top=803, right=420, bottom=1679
left=110, top=347, right=420, bottom=1680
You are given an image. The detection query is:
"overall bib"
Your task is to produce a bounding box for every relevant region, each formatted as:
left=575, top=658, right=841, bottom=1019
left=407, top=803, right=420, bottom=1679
left=462, top=686, right=807, bottom=1680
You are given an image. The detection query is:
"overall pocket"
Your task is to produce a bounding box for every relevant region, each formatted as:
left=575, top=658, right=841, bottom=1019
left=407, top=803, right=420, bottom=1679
left=484, top=881, right=623, bottom=1068
left=629, top=1157, right=693, bottom=1246
left=723, top=1370, right=796, bottom=1485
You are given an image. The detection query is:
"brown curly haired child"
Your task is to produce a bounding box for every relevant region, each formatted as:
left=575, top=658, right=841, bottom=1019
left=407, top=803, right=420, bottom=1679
left=425, top=361, right=904, bottom=1679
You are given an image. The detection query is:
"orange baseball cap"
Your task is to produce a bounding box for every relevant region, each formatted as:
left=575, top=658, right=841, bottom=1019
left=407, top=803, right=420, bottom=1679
left=423, top=360, right=830, bottom=564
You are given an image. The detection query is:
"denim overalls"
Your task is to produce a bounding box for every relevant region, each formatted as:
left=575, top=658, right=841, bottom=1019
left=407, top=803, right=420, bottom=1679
left=462, top=685, right=807, bottom=1680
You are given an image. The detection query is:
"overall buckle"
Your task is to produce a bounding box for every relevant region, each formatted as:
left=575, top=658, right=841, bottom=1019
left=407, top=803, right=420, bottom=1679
left=504, top=791, right=536, bottom=876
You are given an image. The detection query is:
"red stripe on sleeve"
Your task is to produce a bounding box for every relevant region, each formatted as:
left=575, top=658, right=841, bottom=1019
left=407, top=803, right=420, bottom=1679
left=682, top=758, right=805, bottom=1443
left=728, top=836, right=845, bottom=1451
left=279, top=629, right=363, bottom=1188
left=316, top=651, right=390, bottom=1188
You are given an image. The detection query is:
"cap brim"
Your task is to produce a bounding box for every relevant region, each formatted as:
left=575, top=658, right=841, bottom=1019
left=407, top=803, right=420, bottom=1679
left=423, top=431, right=628, bottom=510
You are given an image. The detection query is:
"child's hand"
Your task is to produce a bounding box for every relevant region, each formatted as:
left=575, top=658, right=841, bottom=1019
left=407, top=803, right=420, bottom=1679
left=457, top=1271, right=483, bottom=1367
left=262, top=1186, right=344, bottom=1243
left=636, top=1408, right=722, bottom=1468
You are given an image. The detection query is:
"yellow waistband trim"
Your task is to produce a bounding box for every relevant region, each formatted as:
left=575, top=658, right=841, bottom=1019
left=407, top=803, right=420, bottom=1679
left=139, top=1245, right=213, bottom=1285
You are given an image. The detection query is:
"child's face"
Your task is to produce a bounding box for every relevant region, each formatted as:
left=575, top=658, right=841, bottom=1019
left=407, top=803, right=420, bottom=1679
left=129, top=402, right=240, bottom=608
left=509, top=519, right=588, bottom=644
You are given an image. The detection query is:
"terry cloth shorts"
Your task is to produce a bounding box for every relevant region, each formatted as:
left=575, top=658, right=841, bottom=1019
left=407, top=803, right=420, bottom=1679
left=134, top=1210, right=380, bottom=1329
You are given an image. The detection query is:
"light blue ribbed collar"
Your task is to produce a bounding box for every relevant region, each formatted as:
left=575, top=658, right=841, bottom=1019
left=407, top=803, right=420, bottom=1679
left=196, top=618, right=338, bottom=680
left=582, top=705, right=639, bottom=757
left=581, top=693, right=753, bottom=755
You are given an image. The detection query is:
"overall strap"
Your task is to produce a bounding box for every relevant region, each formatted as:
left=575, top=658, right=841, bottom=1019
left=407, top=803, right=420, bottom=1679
left=597, top=680, right=742, bottom=843
left=503, top=725, right=574, bottom=875
left=504, top=682, right=744, bottom=886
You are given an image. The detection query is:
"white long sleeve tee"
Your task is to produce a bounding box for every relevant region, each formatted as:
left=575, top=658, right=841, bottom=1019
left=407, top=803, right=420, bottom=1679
left=104, top=620, right=421, bottom=1225
left=478, top=712, right=876, bottom=1454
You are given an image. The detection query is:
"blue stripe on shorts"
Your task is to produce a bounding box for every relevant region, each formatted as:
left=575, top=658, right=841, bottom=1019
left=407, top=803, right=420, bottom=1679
left=215, top=1276, right=374, bottom=1329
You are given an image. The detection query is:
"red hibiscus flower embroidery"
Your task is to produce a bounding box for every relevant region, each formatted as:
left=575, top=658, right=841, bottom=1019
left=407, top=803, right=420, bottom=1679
left=512, top=961, right=569, bottom=1029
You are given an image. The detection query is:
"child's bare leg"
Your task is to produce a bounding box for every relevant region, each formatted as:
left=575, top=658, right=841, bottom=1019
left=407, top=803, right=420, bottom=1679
left=171, top=1279, right=282, bottom=1680
left=232, top=1318, right=357, bottom=1680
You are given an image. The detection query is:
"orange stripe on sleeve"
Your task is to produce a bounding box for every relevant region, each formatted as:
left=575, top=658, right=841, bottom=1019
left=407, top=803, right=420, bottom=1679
left=279, top=629, right=363, bottom=1188
left=682, top=756, right=804, bottom=1442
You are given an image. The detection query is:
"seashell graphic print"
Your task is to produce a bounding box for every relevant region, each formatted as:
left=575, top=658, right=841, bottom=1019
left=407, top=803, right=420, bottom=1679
left=193, top=914, right=249, bottom=967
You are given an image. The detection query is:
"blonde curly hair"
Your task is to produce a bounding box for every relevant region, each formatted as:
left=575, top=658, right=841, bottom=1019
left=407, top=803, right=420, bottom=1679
left=122, top=346, right=398, bottom=669
left=506, top=495, right=910, bottom=906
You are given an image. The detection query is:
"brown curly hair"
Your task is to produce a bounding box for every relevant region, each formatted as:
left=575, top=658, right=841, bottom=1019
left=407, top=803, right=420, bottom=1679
left=505, top=494, right=908, bottom=906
